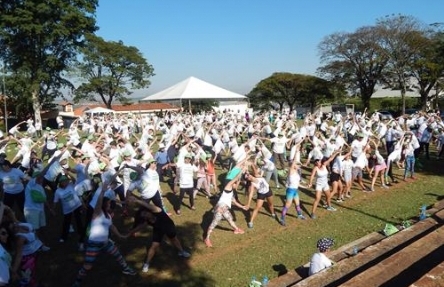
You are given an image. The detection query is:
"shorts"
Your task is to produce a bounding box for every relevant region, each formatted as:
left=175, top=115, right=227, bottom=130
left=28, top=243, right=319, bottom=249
left=352, top=167, right=362, bottom=179
left=285, top=188, right=299, bottom=201
left=257, top=189, right=273, bottom=200
left=315, top=182, right=330, bottom=192
left=330, top=172, right=341, bottom=183
left=24, top=209, right=46, bottom=230
left=343, top=171, right=352, bottom=182
left=374, top=163, right=387, bottom=172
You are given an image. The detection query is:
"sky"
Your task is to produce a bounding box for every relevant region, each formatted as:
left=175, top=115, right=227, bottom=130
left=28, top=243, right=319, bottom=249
left=95, top=0, right=444, bottom=98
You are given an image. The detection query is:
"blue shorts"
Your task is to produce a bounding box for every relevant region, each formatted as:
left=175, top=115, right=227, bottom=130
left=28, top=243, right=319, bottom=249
left=285, top=188, right=299, bottom=201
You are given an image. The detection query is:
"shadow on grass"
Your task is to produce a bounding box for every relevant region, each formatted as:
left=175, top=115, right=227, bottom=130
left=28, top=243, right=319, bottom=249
left=36, top=216, right=216, bottom=287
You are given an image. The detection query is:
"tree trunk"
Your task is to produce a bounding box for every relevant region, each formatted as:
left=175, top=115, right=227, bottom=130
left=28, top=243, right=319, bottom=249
left=401, top=84, right=406, bottom=115
left=31, top=89, right=42, bottom=130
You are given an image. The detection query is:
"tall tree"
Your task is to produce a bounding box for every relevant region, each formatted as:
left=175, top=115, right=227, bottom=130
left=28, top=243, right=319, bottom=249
left=247, top=72, right=336, bottom=112
left=73, top=35, right=155, bottom=109
left=410, top=30, right=444, bottom=110
left=377, top=15, right=426, bottom=114
left=0, top=0, right=98, bottom=125
left=318, top=26, right=389, bottom=109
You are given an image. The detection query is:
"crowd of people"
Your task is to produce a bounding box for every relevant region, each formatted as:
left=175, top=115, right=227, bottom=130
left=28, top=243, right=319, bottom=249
left=0, top=107, right=443, bottom=285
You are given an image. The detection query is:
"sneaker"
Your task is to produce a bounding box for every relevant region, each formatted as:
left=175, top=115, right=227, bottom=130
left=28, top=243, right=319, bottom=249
left=204, top=238, right=213, bottom=247
left=279, top=217, right=286, bottom=226
left=40, top=245, right=50, bottom=252
left=322, top=204, right=328, bottom=209
left=176, top=209, right=181, bottom=215
left=178, top=250, right=191, bottom=258
left=190, top=206, right=196, bottom=210
left=298, top=214, right=306, bottom=220
left=247, top=222, right=253, bottom=229
left=234, top=228, right=245, bottom=234
left=326, top=206, right=337, bottom=211
left=271, top=214, right=277, bottom=219
left=276, top=185, right=281, bottom=189
left=59, top=239, right=65, bottom=243
left=381, top=184, right=389, bottom=189
left=142, top=263, right=149, bottom=273
left=336, top=199, right=343, bottom=203
left=122, top=267, right=137, bottom=276
left=345, top=194, right=351, bottom=198
left=78, top=243, right=85, bottom=252
left=310, top=214, right=317, bottom=219
left=69, top=225, right=75, bottom=233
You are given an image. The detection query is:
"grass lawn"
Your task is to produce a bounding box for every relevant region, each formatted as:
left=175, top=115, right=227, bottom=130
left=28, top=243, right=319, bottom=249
left=5, top=134, right=444, bottom=287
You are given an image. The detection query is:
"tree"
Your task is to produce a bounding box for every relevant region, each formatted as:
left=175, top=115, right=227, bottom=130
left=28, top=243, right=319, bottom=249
left=0, top=0, right=98, bottom=125
left=409, top=29, right=444, bottom=110
left=377, top=15, right=427, bottom=114
left=318, top=26, right=389, bottom=110
left=73, top=35, right=155, bottom=109
left=247, top=73, right=337, bottom=112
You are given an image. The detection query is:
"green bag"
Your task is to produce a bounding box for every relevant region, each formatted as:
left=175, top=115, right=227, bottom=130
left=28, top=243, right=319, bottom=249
left=30, top=189, right=47, bottom=203
left=383, top=223, right=399, bottom=236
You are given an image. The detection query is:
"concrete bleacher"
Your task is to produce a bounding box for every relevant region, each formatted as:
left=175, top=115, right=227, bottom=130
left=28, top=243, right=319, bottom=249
left=268, top=200, right=444, bottom=287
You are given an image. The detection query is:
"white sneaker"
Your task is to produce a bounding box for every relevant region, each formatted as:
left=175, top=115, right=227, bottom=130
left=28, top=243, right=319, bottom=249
left=142, top=263, right=149, bottom=273
left=78, top=243, right=85, bottom=252
left=69, top=225, right=75, bottom=233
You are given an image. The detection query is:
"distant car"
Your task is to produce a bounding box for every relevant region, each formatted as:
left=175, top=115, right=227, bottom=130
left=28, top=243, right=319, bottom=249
left=378, top=110, right=394, bottom=121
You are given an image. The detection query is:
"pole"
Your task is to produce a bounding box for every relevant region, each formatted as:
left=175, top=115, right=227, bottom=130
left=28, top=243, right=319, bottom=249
left=1, top=61, right=6, bottom=132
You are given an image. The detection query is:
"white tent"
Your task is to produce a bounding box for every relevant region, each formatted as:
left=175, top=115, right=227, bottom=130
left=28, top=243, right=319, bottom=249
left=84, top=106, right=115, bottom=115
left=141, top=76, right=248, bottom=113
left=142, top=76, right=247, bottom=101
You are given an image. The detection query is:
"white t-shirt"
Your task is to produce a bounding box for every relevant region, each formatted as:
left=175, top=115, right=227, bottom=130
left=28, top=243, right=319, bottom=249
left=0, top=244, right=11, bottom=285
left=24, top=178, right=45, bottom=211
left=0, top=168, right=26, bottom=194
left=309, top=252, right=333, bottom=276
left=177, top=163, right=198, bottom=188
left=270, top=137, right=287, bottom=153
left=54, top=184, right=82, bottom=214
left=128, top=170, right=159, bottom=199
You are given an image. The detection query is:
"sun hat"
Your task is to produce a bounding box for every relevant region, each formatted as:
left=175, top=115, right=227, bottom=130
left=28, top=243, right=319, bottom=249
left=317, top=237, right=334, bottom=252
left=148, top=158, right=157, bottom=164
left=184, top=153, right=193, bottom=159
left=158, top=143, right=165, bottom=149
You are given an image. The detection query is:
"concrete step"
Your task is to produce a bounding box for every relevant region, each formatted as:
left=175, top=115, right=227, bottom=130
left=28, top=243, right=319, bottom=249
left=291, top=216, right=441, bottom=287
left=340, top=224, right=444, bottom=287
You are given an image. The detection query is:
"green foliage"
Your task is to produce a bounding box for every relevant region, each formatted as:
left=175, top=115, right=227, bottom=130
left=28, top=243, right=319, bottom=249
left=0, top=0, right=98, bottom=120
left=247, top=72, right=339, bottom=112
left=73, top=34, right=155, bottom=109
left=318, top=26, right=389, bottom=109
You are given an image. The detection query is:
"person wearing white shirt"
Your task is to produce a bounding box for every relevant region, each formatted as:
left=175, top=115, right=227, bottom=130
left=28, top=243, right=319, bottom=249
left=266, top=133, right=290, bottom=170
left=173, top=153, right=198, bottom=214
left=127, top=161, right=166, bottom=212
left=350, top=133, right=366, bottom=162
left=403, top=134, right=417, bottom=181
left=204, top=172, right=247, bottom=247
left=0, top=160, right=29, bottom=215
left=309, top=238, right=334, bottom=276
left=52, top=175, right=85, bottom=245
